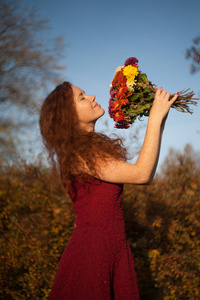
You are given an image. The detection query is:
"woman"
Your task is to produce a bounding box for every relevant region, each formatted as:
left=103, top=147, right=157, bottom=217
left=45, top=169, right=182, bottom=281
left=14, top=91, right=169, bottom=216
left=39, top=82, right=178, bottom=299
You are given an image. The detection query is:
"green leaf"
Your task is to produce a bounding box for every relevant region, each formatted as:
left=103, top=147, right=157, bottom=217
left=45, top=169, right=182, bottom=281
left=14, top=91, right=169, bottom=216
left=139, top=73, right=147, bottom=82
left=131, top=94, right=139, bottom=101
left=130, top=116, right=137, bottom=122
left=143, top=87, right=150, bottom=94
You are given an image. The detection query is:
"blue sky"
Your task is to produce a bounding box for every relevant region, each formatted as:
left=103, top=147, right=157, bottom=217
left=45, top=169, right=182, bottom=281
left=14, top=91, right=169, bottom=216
left=22, top=0, right=200, bottom=170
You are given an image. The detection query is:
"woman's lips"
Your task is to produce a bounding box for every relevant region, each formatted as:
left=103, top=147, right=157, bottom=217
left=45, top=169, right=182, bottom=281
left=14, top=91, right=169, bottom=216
left=94, top=103, right=101, bottom=108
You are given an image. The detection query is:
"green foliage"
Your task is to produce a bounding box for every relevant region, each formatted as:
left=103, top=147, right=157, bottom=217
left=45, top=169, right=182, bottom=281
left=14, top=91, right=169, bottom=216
left=0, top=145, right=200, bottom=299
left=143, top=87, right=150, bottom=94
left=124, top=71, right=155, bottom=124
left=131, top=94, right=139, bottom=101
left=138, top=73, right=147, bottom=82
left=0, top=160, right=75, bottom=299
left=123, top=145, right=200, bottom=299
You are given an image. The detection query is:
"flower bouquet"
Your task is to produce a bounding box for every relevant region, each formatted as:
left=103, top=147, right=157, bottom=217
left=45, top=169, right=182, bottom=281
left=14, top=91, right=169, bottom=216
left=109, top=57, right=199, bottom=128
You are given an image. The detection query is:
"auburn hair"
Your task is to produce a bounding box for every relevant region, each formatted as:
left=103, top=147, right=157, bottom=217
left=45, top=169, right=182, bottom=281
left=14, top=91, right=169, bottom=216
left=39, top=82, right=127, bottom=189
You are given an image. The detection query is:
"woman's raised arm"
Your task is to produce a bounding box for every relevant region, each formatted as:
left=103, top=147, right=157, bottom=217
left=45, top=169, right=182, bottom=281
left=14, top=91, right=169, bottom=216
left=90, top=88, right=179, bottom=185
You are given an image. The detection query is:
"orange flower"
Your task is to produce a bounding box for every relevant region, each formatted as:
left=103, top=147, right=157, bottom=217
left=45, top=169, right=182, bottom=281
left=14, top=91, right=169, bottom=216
left=113, top=111, right=126, bottom=122
left=112, top=71, right=121, bottom=87
left=117, top=71, right=127, bottom=85
left=112, top=70, right=127, bottom=87
left=120, top=98, right=129, bottom=106
left=111, top=101, right=121, bottom=112
left=116, top=84, right=128, bottom=99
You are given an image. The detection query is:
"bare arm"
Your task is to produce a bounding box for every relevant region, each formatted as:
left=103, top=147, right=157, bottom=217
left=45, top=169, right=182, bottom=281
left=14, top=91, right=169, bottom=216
left=89, top=88, right=179, bottom=184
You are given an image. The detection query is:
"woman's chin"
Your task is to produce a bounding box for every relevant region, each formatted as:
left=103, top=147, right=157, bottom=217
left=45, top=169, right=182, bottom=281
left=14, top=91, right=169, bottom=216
left=98, top=109, right=105, bottom=119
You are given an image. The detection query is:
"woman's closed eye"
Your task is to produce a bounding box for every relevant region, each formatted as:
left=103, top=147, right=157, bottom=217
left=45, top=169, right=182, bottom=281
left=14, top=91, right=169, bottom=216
left=79, top=91, right=86, bottom=101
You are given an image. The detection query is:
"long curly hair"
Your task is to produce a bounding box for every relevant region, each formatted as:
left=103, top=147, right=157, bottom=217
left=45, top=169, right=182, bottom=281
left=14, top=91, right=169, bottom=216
left=39, top=82, right=127, bottom=189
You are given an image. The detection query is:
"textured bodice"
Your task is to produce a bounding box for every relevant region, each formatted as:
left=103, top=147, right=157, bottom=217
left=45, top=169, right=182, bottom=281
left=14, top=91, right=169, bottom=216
left=68, top=177, right=125, bottom=231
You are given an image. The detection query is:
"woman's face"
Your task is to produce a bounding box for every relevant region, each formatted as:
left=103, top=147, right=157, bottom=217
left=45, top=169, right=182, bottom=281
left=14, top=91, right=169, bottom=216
left=72, top=85, right=105, bottom=131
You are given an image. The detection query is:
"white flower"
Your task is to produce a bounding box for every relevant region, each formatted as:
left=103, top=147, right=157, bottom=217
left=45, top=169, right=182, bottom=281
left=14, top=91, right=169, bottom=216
left=127, top=85, right=135, bottom=93
left=127, top=79, right=137, bottom=86
left=115, top=66, right=123, bottom=73
left=126, top=80, right=137, bottom=93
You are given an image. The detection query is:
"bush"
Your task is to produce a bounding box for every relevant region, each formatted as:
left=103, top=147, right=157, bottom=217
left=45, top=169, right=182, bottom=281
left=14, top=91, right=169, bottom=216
left=0, top=160, right=75, bottom=299
left=0, top=145, right=200, bottom=299
left=123, top=145, right=200, bottom=299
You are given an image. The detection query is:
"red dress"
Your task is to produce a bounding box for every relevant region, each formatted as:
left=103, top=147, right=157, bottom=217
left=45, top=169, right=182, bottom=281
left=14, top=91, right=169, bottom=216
left=49, top=177, right=140, bottom=300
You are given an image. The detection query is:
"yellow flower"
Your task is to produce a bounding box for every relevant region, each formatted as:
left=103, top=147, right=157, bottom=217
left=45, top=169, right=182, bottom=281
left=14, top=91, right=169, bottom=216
left=123, top=65, right=139, bottom=82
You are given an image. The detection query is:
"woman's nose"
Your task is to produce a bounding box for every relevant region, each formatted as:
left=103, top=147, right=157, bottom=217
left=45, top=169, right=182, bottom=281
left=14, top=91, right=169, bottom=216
left=90, top=95, right=95, bottom=102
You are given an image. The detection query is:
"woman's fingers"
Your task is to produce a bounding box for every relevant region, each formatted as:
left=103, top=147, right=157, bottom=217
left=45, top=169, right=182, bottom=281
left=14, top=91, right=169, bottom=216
left=165, top=92, right=170, bottom=100
left=169, top=92, right=179, bottom=104
left=155, top=88, right=179, bottom=104
left=151, top=87, right=180, bottom=122
left=162, top=90, right=167, bottom=97
left=155, top=87, right=162, bottom=96
left=155, top=88, right=167, bottom=99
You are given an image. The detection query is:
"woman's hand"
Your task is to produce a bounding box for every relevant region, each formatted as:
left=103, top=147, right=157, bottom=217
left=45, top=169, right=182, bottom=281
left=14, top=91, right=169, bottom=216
left=150, top=87, right=179, bottom=122
left=83, top=87, right=179, bottom=185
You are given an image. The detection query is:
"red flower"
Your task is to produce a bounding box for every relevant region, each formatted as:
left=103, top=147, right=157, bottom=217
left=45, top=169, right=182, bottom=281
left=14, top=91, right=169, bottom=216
left=124, top=57, right=138, bottom=66
left=115, top=121, right=130, bottom=129
left=116, top=84, right=128, bottom=99
left=113, top=111, right=126, bottom=123
left=112, top=71, right=121, bottom=87
left=117, top=71, right=127, bottom=85
left=112, top=70, right=127, bottom=87
left=120, top=98, right=129, bottom=106
left=111, top=100, right=121, bottom=112
left=108, top=98, right=115, bottom=117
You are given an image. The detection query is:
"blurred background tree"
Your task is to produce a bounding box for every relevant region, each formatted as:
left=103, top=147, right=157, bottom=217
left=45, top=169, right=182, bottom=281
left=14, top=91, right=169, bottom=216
left=1, top=145, right=199, bottom=299
left=123, top=145, right=200, bottom=299
left=0, top=0, right=66, bottom=164
left=186, top=35, right=200, bottom=74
